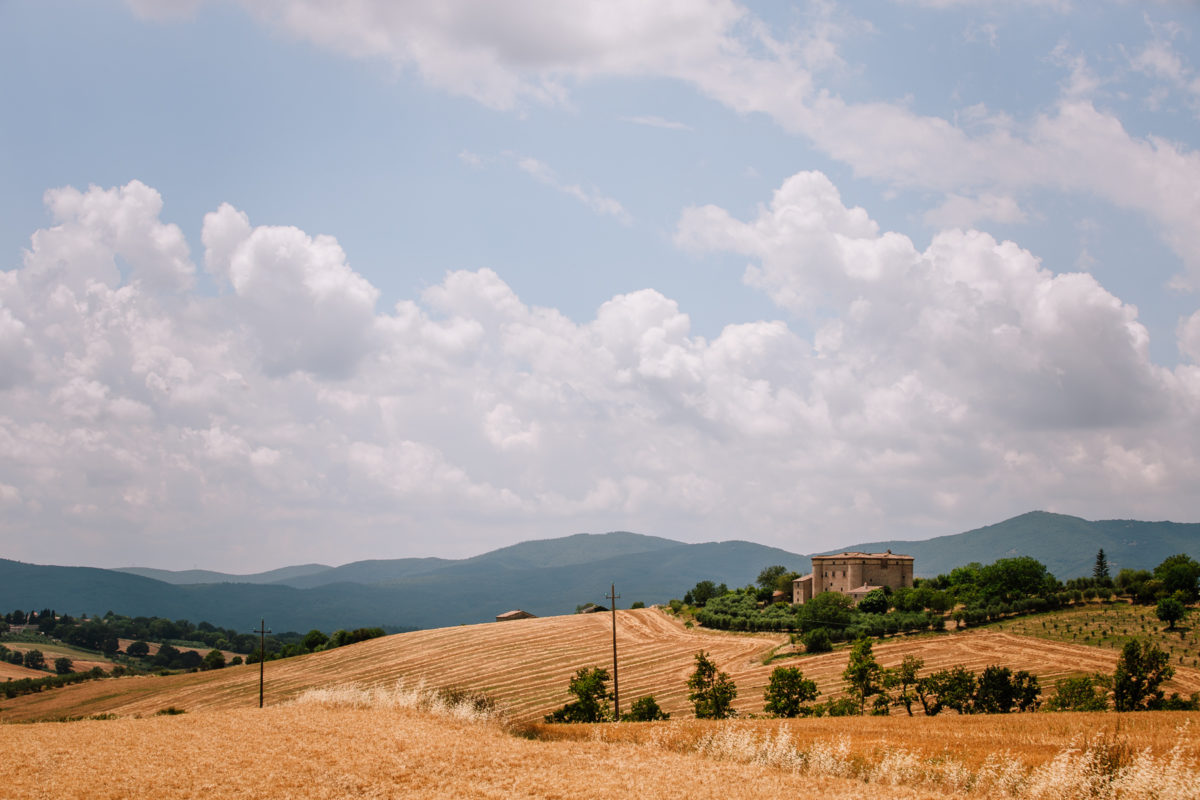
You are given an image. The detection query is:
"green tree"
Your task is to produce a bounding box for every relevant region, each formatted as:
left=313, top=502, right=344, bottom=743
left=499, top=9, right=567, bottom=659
left=201, top=649, right=226, bottom=671
left=917, top=666, right=976, bottom=715
left=973, top=666, right=1038, bottom=713
left=756, top=565, right=789, bottom=592
left=683, top=580, right=727, bottom=607
left=763, top=666, right=819, bottom=717
left=856, top=588, right=889, bottom=615
left=842, top=637, right=884, bottom=715
left=1113, top=640, right=1173, bottom=711
left=53, top=657, right=73, bottom=675
left=23, top=649, right=45, bottom=670
left=1047, top=675, right=1109, bottom=711
left=1093, top=549, right=1110, bottom=581
left=544, top=666, right=613, bottom=723
left=894, top=655, right=923, bottom=716
left=1154, top=554, right=1200, bottom=602
left=1155, top=596, right=1187, bottom=630
left=977, top=557, right=1054, bottom=602
left=688, top=651, right=737, bottom=719
left=126, top=640, right=150, bottom=658
left=802, top=628, right=833, bottom=653
left=797, top=591, right=855, bottom=633
left=621, top=695, right=669, bottom=722
left=302, top=629, right=330, bottom=652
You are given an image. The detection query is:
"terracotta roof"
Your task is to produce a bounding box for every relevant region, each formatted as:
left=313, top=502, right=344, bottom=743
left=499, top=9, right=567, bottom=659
left=811, top=551, right=913, bottom=560
left=495, top=609, right=536, bottom=620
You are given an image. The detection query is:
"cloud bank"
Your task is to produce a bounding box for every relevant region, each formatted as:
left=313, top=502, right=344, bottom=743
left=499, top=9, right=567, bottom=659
left=2, top=177, right=1198, bottom=568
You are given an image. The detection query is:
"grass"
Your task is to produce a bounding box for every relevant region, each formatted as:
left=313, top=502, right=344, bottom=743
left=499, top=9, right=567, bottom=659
left=989, top=602, right=1200, bottom=668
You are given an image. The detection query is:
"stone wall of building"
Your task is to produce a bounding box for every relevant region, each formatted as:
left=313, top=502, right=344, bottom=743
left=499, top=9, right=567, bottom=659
left=792, top=552, right=914, bottom=604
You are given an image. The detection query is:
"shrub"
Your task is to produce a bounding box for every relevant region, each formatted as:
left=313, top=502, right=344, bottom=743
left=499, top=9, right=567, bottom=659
left=621, top=695, right=669, bottom=721
left=803, top=628, right=832, bottom=653
left=544, top=666, right=613, bottom=723
left=1047, top=675, right=1109, bottom=711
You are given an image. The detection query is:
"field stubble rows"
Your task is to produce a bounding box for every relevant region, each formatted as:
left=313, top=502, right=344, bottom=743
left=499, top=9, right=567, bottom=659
left=1, top=608, right=1198, bottom=725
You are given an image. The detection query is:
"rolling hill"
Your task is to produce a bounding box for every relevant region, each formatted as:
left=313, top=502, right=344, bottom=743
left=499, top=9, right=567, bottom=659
left=7, top=511, right=1198, bottom=632
left=834, top=511, right=1200, bottom=578
left=0, top=535, right=809, bottom=631
left=3, top=607, right=1198, bottom=725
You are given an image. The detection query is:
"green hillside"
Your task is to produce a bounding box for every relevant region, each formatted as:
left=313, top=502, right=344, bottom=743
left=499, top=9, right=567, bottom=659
left=0, top=535, right=808, bottom=632
left=835, top=511, right=1200, bottom=578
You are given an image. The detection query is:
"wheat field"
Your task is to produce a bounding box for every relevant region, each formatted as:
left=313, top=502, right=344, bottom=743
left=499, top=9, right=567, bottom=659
left=2, top=608, right=1199, bottom=724
left=1, top=689, right=1197, bottom=800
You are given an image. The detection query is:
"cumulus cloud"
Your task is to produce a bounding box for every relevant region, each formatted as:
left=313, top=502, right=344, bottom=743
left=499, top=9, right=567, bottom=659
left=201, top=202, right=380, bottom=378
left=2, top=178, right=1198, bottom=569
left=678, top=170, right=1170, bottom=428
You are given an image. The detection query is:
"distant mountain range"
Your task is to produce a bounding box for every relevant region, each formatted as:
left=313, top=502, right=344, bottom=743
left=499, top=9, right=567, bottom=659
left=1, top=533, right=807, bottom=633
left=825, top=511, right=1200, bottom=578
left=3, top=512, right=1196, bottom=633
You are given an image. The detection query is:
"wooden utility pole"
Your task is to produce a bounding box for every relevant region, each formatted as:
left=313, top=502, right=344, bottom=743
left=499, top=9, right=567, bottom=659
left=253, top=619, right=270, bottom=708
left=605, top=583, right=620, bottom=717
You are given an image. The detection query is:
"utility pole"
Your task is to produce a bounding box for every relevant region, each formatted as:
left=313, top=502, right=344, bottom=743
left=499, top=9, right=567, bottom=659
left=605, top=583, right=620, bottom=718
left=253, top=618, right=270, bottom=708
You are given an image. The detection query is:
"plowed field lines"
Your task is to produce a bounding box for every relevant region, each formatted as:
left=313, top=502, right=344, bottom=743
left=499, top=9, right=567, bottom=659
left=2, top=609, right=1197, bottom=723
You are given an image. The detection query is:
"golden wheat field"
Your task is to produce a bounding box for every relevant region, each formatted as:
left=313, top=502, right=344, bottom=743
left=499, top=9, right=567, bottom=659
left=1, top=686, right=1197, bottom=800
left=2, top=608, right=1199, bottom=725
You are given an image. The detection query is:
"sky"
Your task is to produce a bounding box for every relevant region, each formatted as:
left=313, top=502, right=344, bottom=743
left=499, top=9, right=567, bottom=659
left=2, top=0, right=1200, bottom=571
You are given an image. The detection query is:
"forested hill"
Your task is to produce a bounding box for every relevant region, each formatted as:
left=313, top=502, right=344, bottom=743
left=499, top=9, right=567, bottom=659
left=834, top=511, right=1200, bottom=578
left=6, top=512, right=1198, bottom=633
left=0, top=535, right=808, bottom=633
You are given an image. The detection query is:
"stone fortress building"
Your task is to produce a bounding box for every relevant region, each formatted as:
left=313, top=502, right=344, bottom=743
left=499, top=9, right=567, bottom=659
left=792, top=551, right=914, bottom=605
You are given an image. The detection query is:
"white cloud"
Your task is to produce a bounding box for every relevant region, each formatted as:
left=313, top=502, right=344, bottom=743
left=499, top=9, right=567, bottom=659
left=1179, top=310, right=1200, bottom=364
left=621, top=115, right=693, bottom=131
left=2, top=178, right=1199, bottom=568
left=124, top=0, right=1200, bottom=285
left=923, top=192, right=1028, bottom=228
left=513, top=155, right=632, bottom=224
left=201, top=202, right=380, bottom=378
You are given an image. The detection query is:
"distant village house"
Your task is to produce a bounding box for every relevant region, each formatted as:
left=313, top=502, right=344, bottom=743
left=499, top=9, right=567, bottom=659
left=495, top=609, right=537, bottom=622
left=793, top=551, right=914, bottom=605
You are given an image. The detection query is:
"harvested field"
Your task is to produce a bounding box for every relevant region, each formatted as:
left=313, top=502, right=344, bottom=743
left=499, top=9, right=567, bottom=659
left=0, top=704, right=946, bottom=800
left=0, top=661, right=44, bottom=680
left=1, top=697, right=1196, bottom=799
left=0, top=641, right=111, bottom=672
left=1, top=609, right=1198, bottom=724
left=536, top=711, right=1200, bottom=770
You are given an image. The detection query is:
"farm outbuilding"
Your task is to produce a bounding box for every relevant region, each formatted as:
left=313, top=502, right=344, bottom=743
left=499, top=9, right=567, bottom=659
left=495, top=610, right=537, bottom=622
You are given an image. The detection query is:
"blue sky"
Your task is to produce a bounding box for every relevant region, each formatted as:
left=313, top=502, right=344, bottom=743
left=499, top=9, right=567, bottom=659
left=2, top=0, right=1200, bottom=570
